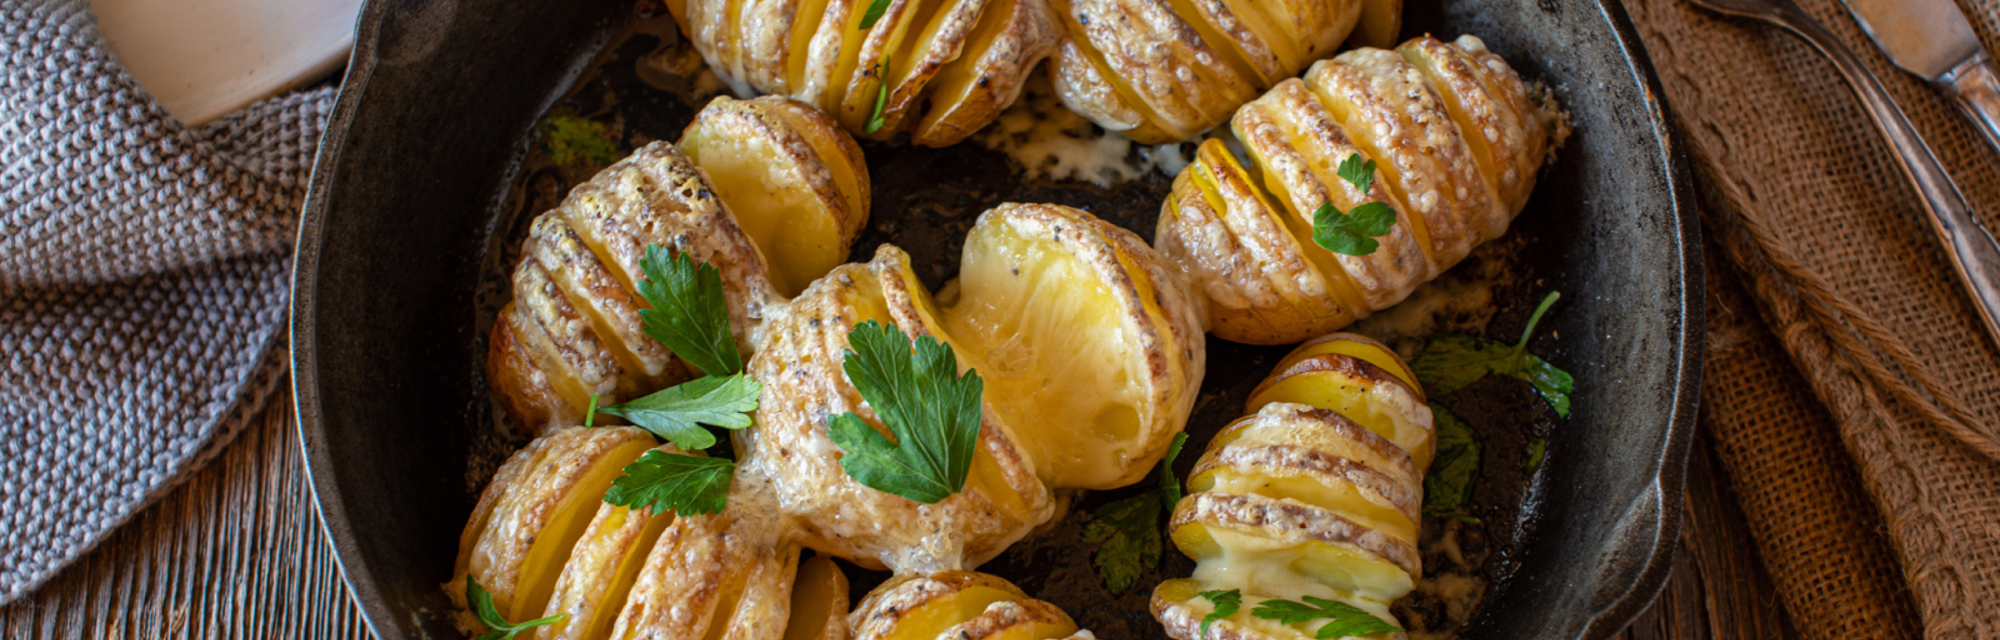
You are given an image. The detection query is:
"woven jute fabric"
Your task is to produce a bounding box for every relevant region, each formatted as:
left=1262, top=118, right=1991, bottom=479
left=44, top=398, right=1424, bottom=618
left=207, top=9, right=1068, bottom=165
left=1623, top=0, right=2000, bottom=638
left=0, top=0, right=334, bottom=602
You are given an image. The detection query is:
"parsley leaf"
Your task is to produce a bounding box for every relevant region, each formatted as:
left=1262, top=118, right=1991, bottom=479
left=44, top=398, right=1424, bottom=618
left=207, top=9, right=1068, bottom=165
left=1085, top=430, right=1191, bottom=593
left=1311, top=154, right=1398, bottom=256
left=602, top=450, right=734, bottom=515
left=538, top=115, right=619, bottom=167
left=1198, top=589, right=1242, bottom=635
left=466, top=576, right=564, bottom=640
left=636, top=246, right=743, bottom=377
left=597, top=373, right=762, bottom=450
left=1421, top=402, right=1481, bottom=521
left=1158, top=432, right=1188, bottom=511
left=826, top=320, right=984, bottom=504
left=865, top=57, right=891, bottom=135
left=1251, top=596, right=1402, bottom=639
left=1524, top=437, right=1548, bottom=472
left=1081, top=491, right=1161, bottom=594
left=859, top=0, right=892, bottom=29
left=1336, top=153, right=1377, bottom=194
left=1410, top=291, right=1573, bottom=417
left=1313, top=201, right=1398, bottom=255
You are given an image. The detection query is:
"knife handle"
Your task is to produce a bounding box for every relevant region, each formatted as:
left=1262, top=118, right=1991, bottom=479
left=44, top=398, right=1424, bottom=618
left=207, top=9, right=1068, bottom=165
left=1767, top=6, right=2000, bottom=350
left=1941, top=53, right=2000, bottom=159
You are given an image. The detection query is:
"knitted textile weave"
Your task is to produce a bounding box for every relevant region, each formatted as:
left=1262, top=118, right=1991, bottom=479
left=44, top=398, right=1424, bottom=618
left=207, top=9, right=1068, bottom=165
left=0, top=0, right=335, bottom=602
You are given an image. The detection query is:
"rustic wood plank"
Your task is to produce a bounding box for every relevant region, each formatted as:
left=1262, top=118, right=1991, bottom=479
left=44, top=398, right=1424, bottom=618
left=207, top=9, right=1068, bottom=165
left=0, top=381, right=371, bottom=639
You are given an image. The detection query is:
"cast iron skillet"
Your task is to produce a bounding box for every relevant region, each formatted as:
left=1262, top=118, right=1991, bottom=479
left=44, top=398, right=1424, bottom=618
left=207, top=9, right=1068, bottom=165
left=291, top=0, right=1703, bottom=638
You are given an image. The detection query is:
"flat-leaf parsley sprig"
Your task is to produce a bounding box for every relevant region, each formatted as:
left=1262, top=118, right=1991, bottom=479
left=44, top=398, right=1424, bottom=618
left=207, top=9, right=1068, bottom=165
left=592, top=245, right=760, bottom=516
left=1082, top=432, right=1188, bottom=594
left=1410, top=291, right=1574, bottom=418
left=1312, top=153, right=1399, bottom=256
left=827, top=320, right=985, bottom=504
left=1197, top=589, right=1241, bottom=635
left=466, top=576, right=563, bottom=640
left=1252, top=595, right=1403, bottom=639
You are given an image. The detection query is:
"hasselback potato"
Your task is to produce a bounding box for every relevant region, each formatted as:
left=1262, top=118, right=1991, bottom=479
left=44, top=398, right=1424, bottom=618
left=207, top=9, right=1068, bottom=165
left=1152, top=333, right=1430, bottom=640
left=489, top=95, right=870, bottom=434
left=445, top=426, right=851, bottom=640
left=1155, top=35, right=1561, bottom=345
left=665, top=0, right=1402, bottom=145
left=738, top=202, right=1207, bottom=573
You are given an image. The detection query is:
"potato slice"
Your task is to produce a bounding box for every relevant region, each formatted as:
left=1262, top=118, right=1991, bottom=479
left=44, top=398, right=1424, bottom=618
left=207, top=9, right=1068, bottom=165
left=1349, top=0, right=1401, bottom=49
left=943, top=203, right=1206, bottom=490
left=782, top=554, right=852, bottom=640
left=445, top=427, right=661, bottom=635
left=1272, top=333, right=1418, bottom=394
left=1246, top=354, right=1434, bottom=468
left=534, top=499, right=677, bottom=640
left=911, top=0, right=1063, bottom=146
left=680, top=95, right=870, bottom=297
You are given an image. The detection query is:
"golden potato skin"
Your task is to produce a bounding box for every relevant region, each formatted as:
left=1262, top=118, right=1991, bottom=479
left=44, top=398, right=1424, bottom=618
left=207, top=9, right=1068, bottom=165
left=1152, top=335, right=1432, bottom=640
left=488, top=97, right=868, bottom=436
left=1156, top=35, right=1560, bottom=345
left=669, top=0, right=1380, bottom=145
left=850, top=571, right=1085, bottom=640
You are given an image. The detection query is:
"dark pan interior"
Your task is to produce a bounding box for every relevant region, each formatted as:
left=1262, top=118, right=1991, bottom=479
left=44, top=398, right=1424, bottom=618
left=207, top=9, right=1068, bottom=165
left=291, top=0, right=1702, bottom=638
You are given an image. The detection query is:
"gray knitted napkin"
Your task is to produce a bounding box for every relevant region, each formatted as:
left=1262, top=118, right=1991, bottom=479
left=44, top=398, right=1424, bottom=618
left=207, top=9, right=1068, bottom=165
left=0, top=0, right=336, bottom=602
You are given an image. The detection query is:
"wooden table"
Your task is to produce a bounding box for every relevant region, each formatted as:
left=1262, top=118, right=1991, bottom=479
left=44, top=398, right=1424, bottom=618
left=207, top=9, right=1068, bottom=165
left=0, top=380, right=1795, bottom=639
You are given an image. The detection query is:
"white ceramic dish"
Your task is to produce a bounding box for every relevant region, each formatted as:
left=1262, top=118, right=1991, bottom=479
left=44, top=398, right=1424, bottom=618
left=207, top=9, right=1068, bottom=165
left=93, top=0, right=363, bottom=126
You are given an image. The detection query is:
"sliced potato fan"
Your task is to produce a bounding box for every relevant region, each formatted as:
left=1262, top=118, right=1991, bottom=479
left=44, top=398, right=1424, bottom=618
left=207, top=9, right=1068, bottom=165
left=739, top=202, right=1206, bottom=572
left=668, top=0, right=1399, bottom=145
left=489, top=95, right=869, bottom=435
left=1153, top=333, right=1432, bottom=640
left=850, top=572, right=1093, bottom=640
left=1156, top=35, right=1561, bottom=345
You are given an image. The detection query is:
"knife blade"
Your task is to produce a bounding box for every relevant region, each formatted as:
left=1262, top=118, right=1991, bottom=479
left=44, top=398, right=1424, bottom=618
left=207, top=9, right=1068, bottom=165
left=1840, top=0, right=1981, bottom=81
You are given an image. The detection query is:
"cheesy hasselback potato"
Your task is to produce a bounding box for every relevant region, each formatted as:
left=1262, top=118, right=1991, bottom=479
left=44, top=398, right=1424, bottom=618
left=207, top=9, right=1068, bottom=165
left=850, top=572, right=1095, bottom=640
left=737, top=202, right=1207, bottom=573
left=490, top=95, right=870, bottom=434
left=1152, top=333, right=1431, bottom=640
left=1155, top=35, right=1560, bottom=345
left=446, top=427, right=852, bottom=640
left=665, top=0, right=1402, bottom=145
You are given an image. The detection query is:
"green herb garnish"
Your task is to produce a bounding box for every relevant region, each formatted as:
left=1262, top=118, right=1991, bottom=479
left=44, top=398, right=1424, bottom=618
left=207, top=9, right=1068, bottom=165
left=584, top=393, right=600, bottom=428
left=1311, top=153, right=1398, bottom=256
left=1251, top=596, right=1403, bottom=639
left=1421, top=402, right=1481, bottom=522
left=598, top=373, right=761, bottom=450
left=864, top=57, right=891, bottom=135
left=1411, top=291, right=1573, bottom=417
left=1198, top=589, right=1242, bottom=635
left=1081, top=491, right=1161, bottom=594
left=538, top=115, right=620, bottom=168
left=859, top=0, right=892, bottom=29
left=466, top=576, right=564, bottom=640
left=826, top=320, right=984, bottom=504
left=637, top=246, right=743, bottom=377
left=1524, top=437, right=1548, bottom=472
left=602, top=450, right=735, bottom=515
left=1084, top=432, right=1189, bottom=593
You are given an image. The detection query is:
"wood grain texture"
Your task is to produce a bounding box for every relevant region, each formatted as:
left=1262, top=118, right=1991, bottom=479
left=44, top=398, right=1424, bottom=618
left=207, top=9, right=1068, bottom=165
left=0, top=371, right=1772, bottom=640
left=0, top=384, right=371, bottom=638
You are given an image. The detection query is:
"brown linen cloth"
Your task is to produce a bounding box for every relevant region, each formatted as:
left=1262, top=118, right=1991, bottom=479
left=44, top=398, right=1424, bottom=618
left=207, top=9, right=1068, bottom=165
left=1620, top=0, right=2000, bottom=638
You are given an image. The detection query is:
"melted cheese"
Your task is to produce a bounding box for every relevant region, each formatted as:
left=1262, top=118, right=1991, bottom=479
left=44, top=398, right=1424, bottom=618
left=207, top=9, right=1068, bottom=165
left=974, top=72, right=1155, bottom=188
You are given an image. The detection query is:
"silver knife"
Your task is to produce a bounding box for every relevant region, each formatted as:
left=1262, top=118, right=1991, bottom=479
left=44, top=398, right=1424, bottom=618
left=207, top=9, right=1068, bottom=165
left=1842, top=0, right=2000, bottom=153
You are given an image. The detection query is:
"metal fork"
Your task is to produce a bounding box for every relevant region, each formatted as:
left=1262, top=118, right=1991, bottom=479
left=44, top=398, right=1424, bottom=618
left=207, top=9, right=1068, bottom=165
left=1686, top=0, right=2000, bottom=350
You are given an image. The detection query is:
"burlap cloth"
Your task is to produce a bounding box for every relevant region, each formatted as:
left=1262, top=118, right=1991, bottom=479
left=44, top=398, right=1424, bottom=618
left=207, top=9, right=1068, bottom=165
left=0, top=0, right=334, bottom=602
left=1621, top=0, right=2000, bottom=637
